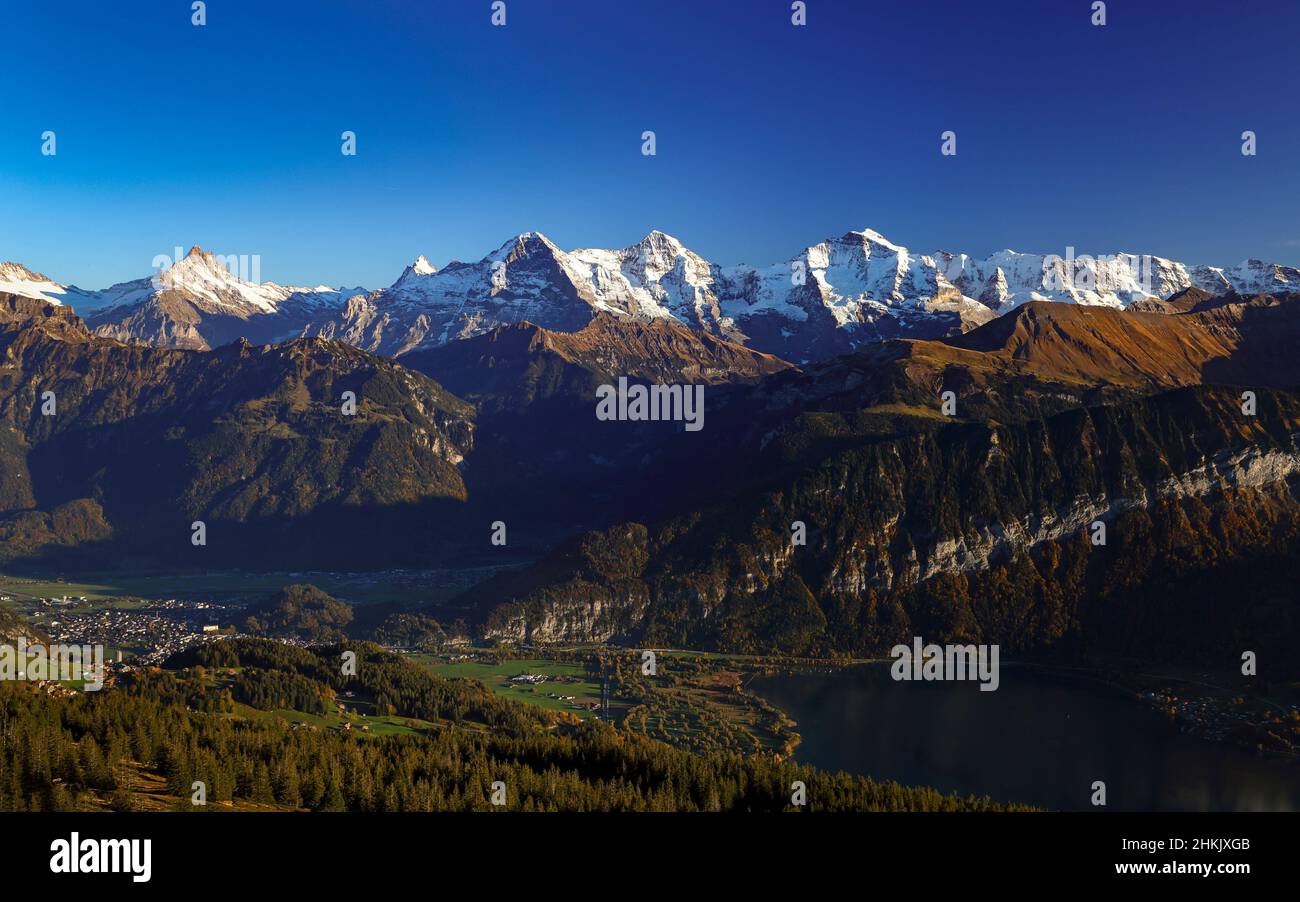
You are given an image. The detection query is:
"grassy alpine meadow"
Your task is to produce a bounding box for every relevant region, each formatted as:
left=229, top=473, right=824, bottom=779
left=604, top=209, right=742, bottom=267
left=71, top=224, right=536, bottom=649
left=413, top=655, right=610, bottom=718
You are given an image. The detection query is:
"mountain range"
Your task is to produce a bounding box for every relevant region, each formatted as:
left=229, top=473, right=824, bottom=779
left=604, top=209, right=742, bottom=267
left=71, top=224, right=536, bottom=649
left=6, top=228, right=1300, bottom=364
left=0, top=294, right=474, bottom=569
left=448, top=296, right=1300, bottom=667
left=3, top=229, right=1300, bottom=672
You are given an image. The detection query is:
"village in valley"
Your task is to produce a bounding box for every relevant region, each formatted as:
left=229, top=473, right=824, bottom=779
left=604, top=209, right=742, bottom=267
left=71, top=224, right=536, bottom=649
left=18, top=593, right=234, bottom=665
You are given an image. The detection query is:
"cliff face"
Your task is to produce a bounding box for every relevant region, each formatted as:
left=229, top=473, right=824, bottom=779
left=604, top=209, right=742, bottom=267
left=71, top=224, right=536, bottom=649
left=480, top=524, right=653, bottom=643
left=475, top=386, right=1300, bottom=664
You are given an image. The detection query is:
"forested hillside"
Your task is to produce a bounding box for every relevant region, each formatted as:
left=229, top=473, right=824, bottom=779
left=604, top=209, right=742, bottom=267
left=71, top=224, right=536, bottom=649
left=469, top=386, right=1300, bottom=675
left=0, top=640, right=1025, bottom=812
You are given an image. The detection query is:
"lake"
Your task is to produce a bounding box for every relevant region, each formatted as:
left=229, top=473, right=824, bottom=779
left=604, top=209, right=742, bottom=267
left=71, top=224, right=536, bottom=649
left=752, top=663, right=1299, bottom=811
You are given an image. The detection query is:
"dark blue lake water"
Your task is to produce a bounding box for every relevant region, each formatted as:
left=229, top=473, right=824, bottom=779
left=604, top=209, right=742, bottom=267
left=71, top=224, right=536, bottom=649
left=752, top=664, right=1299, bottom=811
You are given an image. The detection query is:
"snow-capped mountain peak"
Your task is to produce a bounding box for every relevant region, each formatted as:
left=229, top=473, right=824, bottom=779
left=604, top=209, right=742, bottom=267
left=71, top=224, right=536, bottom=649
left=11, top=227, right=1300, bottom=363
left=488, top=231, right=565, bottom=264
left=139, top=247, right=295, bottom=314
left=293, top=226, right=1300, bottom=362
left=624, top=230, right=695, bottom=277
left=0, top=262, right=70, bottom=305
left=0, top=261, right=53, bottom=282
left=634, top=229, right=685, bottom=253
left=850, top=227, right=906, bottom=252
left=1222, top=258, right=1300, bottom=293
left=390, top=254, right=440, bottom=292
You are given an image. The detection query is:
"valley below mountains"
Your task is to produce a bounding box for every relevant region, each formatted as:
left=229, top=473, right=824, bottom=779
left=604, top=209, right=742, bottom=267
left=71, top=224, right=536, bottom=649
left=2, top=235, right=1300, bottom=676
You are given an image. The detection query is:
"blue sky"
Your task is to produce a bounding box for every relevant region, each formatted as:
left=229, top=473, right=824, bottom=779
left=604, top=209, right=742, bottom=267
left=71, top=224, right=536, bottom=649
left=2, top=0, right=1298, bottom=288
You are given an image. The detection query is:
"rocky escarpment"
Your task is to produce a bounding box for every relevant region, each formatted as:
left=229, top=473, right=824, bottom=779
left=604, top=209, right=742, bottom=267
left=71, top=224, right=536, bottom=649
left=472, top=386, right=1300, bottom=661
left=906, top=443, right=1300, bottom=583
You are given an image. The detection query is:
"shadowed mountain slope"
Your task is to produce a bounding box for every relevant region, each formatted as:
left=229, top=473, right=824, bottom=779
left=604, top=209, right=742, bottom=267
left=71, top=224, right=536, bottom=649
left=0, top=294, right=474, bottom=569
